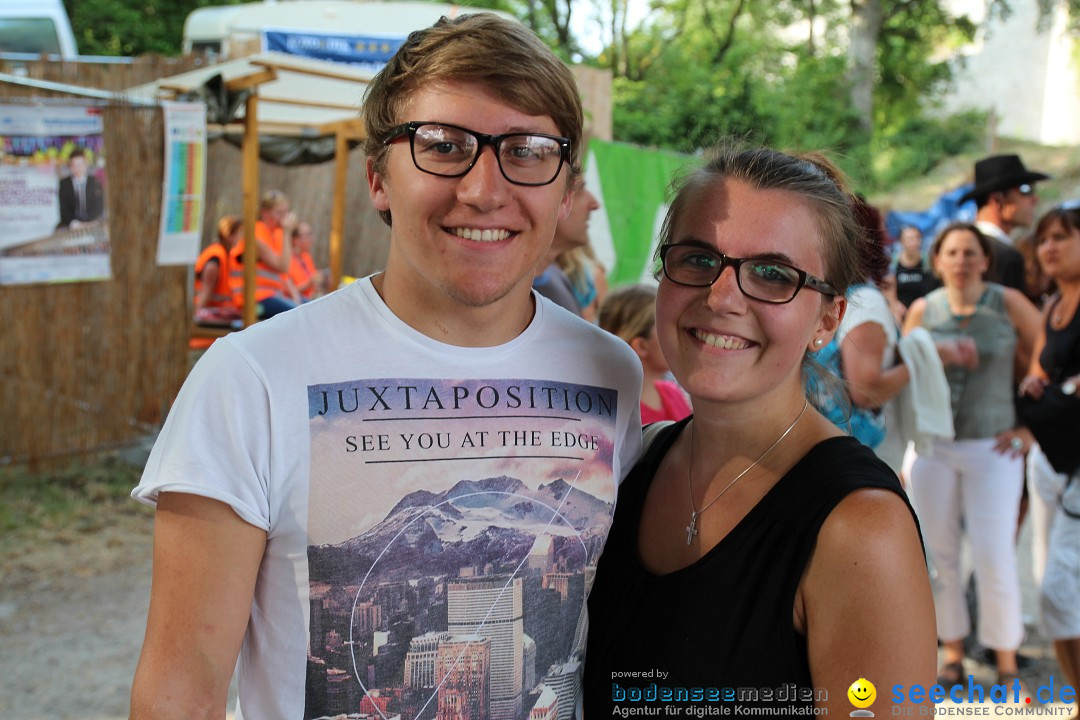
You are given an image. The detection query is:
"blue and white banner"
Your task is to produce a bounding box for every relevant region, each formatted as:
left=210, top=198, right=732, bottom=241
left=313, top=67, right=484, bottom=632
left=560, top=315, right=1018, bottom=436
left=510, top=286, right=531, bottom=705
left=262, top=29, right=404, bottom=72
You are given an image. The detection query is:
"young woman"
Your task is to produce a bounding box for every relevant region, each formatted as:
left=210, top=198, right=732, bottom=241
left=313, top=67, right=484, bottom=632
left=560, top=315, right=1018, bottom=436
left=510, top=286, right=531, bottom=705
left=1018, top=204, right=1080, bottom=700
left=902, top=222, right=1040, bottom=688
left=584, top=144, right=935, bottom=715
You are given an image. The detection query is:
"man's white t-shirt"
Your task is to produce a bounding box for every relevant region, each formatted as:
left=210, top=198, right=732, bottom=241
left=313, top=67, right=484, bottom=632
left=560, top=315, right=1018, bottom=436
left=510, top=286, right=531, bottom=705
left=134, top=276, right=643, bottom=720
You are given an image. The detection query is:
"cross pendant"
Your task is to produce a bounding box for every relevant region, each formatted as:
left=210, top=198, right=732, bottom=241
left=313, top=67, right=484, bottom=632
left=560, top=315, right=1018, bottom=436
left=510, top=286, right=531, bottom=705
left=685, top=511, right=698, bottom=545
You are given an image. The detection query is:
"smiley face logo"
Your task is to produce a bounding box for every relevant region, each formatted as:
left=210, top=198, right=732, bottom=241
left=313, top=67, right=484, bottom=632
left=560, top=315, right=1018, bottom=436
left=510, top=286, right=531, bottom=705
left=848, top=678, right=876, bottom=709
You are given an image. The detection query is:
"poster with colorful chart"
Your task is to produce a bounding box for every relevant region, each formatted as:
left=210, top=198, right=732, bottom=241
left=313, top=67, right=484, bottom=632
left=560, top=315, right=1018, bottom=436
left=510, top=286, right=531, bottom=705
left=156, top=101, right=206, bottom=266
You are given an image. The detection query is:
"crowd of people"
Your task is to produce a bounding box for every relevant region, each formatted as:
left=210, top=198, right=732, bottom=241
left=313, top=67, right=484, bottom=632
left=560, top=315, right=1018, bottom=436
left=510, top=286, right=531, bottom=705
left=144, top=11, right=1079, bottom=720
left=192, top=189, right=329, bottom=328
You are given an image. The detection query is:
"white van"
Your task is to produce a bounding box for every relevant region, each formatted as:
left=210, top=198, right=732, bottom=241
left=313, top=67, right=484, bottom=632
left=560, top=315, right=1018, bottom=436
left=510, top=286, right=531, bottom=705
left=183, top=1, right=514, bottom=61
left=0, top=0, right=78, bottom=58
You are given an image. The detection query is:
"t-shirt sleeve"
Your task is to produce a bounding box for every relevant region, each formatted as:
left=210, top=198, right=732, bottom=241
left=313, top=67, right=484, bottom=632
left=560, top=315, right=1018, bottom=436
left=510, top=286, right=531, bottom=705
left=131, top=339, right=273, bottom=531
left=614, top=351, right=644, bottom=485
left=836, top=286, right=895, bottom=347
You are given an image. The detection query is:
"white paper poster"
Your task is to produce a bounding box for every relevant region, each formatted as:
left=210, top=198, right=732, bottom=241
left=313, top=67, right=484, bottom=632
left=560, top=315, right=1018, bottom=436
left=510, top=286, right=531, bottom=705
left=0, top=102, right=111, bottom=285
left=156, top=101, right=207, bottom=266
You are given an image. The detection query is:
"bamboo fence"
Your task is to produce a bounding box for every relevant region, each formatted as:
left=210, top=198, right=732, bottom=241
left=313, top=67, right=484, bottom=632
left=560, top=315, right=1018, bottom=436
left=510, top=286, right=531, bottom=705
left=1, top=91, right=188, bottom=467
left=0, top=58, right=612, bottom=467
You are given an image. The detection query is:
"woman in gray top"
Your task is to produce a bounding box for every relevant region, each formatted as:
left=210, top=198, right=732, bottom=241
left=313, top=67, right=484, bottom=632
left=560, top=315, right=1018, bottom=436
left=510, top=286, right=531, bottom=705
left=903, top=222, right=1041, bottom=690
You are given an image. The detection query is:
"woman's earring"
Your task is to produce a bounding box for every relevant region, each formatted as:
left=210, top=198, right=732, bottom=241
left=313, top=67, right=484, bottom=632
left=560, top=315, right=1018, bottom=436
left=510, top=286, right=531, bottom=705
left=814, top=338, right=824, bottom=347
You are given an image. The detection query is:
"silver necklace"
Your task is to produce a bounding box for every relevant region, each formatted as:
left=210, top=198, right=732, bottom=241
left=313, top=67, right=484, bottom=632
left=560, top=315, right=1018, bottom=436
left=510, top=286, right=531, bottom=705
left=685, top=398, right=809, bottom=545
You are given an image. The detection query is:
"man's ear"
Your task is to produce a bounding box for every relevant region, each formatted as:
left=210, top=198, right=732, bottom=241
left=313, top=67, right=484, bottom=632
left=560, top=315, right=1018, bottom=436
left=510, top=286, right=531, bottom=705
left=367, top=156, right=390, bottom=212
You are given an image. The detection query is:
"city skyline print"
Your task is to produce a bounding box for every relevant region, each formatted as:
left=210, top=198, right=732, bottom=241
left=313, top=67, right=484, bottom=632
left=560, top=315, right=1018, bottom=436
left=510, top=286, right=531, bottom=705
left=305, top=377, right=620, bottom=720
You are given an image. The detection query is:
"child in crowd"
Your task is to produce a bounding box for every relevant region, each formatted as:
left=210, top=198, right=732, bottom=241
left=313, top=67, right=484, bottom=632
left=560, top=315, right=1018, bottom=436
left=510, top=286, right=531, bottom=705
left=599, top=283, right=692, bottom=424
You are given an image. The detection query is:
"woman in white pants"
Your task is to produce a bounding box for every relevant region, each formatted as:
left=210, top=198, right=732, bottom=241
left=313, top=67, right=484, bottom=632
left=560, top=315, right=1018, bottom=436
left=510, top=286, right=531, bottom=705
left=1017, top=203, right=1080, bottom=700
left=903, top=222, right=1040, bottom=688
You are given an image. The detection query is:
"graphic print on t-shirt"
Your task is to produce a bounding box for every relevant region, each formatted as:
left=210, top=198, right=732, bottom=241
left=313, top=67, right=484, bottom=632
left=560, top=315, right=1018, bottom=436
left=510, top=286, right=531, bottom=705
left=305, top=378, right=619, bottom=720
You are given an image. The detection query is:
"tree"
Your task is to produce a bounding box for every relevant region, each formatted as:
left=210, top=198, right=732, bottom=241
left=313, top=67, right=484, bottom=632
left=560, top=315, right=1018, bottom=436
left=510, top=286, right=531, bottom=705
left=63, top=0, right=245, bottom=56
left=848, top=0, right=882, bottom=138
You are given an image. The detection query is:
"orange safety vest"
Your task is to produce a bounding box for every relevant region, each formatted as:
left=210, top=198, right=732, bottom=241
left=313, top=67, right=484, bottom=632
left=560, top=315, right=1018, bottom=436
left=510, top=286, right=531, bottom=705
left=228, top=221, right=289, bottom=308
left=194, top=243, right=236, bottom=309
left=289, top=250, right=318, bottom=299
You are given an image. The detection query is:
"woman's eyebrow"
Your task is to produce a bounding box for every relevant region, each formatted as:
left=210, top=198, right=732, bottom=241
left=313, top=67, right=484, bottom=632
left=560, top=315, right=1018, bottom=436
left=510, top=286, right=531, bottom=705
left=670, top=238, right=800, bottom=266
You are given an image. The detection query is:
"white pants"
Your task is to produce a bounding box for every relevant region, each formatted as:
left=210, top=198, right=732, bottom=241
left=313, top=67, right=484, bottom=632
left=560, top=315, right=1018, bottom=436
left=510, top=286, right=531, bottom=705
left=908, top=437, right=1025, bottom=650
left=1027, top=445, right=1062, bottom=587
left=1027, top=445, right=1080, bottom=639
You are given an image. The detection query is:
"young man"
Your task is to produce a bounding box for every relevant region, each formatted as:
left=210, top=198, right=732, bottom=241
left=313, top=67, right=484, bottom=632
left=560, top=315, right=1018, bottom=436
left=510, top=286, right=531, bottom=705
left=961, top=154, right=1049, bottom=292
left=129, top=13, right=642, bottom=720
left=56, top=147, right=105, bottom=229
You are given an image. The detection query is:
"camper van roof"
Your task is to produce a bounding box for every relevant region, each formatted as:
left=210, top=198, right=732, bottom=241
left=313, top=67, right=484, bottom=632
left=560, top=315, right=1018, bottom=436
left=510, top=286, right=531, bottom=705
left=185, top=1, right=515, bottom=42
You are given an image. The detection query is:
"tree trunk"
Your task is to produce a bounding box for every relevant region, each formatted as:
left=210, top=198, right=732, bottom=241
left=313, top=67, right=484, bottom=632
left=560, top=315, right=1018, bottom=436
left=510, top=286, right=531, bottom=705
left=848, top=0, right=883, bottom=136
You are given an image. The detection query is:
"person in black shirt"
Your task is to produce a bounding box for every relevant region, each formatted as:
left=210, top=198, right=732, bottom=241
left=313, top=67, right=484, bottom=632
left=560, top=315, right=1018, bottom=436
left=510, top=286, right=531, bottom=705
left=584, top=143, right=935, bottom=717
left=893, top=225, right=939, bottom=309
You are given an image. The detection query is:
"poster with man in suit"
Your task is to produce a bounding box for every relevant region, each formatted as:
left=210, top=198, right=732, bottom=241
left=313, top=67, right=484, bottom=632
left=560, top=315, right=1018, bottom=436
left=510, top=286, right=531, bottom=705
left=0, top=103, right=111, bottom=285
left=56, top=147, right=105, bottom=229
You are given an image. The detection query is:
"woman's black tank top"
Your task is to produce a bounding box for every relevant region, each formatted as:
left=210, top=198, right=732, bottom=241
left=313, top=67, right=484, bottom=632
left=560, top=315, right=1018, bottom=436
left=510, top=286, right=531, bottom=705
left=1041, top=298, right=1080, bottom=381
left=583, top=418, right=915, bottom=714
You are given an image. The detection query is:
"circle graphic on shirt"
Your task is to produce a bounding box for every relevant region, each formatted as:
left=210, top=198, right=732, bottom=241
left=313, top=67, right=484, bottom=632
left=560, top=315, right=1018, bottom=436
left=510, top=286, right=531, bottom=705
left=848, top=678, right=876, bottom=716
left=346, top=486, right=592, bottom=720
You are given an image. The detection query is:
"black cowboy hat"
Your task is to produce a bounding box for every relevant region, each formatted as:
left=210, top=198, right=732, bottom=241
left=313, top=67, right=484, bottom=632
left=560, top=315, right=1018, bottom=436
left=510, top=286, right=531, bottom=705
left=959, top=154, right=1050, bottom=204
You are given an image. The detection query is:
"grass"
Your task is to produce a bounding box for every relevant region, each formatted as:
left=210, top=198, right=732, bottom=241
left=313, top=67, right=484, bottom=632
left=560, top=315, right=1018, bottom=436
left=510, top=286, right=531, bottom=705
left=870, top=137, right=1080, bottom=213
left=0, top=454, right=152, bottom=548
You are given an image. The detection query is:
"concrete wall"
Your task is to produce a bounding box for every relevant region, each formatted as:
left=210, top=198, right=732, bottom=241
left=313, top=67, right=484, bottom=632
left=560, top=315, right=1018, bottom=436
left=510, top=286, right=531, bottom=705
left=943, top=0, right=1080, bottom=145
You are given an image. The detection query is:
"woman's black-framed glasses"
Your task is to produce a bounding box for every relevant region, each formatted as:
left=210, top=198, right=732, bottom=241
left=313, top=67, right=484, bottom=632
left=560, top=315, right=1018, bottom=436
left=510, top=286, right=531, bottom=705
left=384, top=121, right=571, bottom=187
left=659, top=242, right=838, bottom=304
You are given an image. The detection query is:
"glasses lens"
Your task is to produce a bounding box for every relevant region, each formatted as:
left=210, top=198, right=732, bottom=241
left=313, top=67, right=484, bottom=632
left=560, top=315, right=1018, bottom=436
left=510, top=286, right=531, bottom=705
left=1018, top=184, right=1034, bottom=196
left=663, top=245, right=721, bottom=286
left=411, top=124, right=478, bottom=176
left=738, top=260, right=802, bottom=302
left=498, top=134, right=565, bottom=185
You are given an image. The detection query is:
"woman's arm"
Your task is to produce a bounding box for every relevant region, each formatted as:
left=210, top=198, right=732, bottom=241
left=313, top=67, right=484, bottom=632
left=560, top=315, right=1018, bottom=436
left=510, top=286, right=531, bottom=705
left=901, top=298, right=927, bottom=336
left=193, top=260, right=218, bottom=313
left=1003, top=288, right=1042, bottom=376
left=1018, top=303, right=1051, bottom=399
left=798, top=488, right=936, bottom=715
left=256, top=235, right=293, bottom=274
left=840, top=323, right=909, bottom=409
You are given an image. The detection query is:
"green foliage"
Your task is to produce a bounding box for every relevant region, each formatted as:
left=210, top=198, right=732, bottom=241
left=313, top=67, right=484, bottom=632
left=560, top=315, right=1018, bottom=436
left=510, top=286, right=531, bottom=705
left=603, top=0, right=999, bottom=190
left=63, top=0, right=246, bottom=57
left=871, top=110, right=986, bottom=189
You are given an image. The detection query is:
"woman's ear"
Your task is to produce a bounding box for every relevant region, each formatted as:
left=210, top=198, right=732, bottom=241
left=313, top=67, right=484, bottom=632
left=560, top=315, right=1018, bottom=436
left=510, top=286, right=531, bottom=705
left=813, top=295, right=846, bottom=348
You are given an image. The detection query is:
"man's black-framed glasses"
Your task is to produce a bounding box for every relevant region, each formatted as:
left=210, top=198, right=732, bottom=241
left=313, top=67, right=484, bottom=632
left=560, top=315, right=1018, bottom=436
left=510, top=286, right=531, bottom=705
left=384, top=121, right=571, bottom=187
left=659, top=242, right=838, bottom=304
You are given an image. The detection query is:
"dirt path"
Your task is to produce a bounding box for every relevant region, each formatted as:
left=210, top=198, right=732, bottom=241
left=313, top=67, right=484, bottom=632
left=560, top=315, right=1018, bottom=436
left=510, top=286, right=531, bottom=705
left=0, top=484, right=1070, bottom=719
left=0, top=509, right=154, bottom=720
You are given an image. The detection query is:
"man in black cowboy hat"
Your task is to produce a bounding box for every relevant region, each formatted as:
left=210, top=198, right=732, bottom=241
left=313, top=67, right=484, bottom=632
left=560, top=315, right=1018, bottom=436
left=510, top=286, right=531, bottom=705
left=960, top=154, right=1050, bottom=291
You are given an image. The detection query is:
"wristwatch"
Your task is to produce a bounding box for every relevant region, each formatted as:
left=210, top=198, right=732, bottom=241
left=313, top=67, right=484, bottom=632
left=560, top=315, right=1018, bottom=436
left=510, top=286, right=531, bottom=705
left=1064, top=380, right=1077, bottom=396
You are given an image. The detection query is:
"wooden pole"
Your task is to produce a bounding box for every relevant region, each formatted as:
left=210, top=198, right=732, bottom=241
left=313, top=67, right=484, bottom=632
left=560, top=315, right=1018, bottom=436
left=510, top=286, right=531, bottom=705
left=330, top=129, right=348, bottom=290
left=242, top=92, right=259, bottom=327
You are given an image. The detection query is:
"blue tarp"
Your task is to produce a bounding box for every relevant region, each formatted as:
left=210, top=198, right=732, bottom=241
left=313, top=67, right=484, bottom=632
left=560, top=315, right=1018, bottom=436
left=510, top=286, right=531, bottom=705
left=886, top=184, right=977, bottom=252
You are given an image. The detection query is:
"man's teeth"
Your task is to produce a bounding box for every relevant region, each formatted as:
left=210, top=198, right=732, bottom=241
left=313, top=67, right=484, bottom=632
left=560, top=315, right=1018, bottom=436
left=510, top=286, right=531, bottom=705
left=694, top=330, right=750, bottom=350
left=453, top=228, right=511, bottom=242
